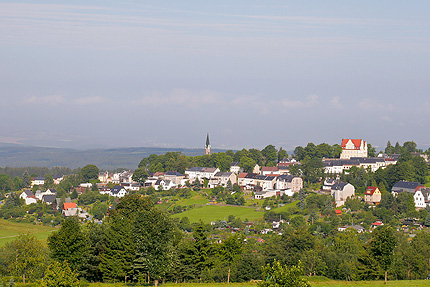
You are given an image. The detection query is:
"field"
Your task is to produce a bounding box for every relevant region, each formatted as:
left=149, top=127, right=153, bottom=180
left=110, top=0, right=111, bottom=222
left=87, top=279, right=429, bottom=287
left=171, top=204, right=264, bottom=223
left=0, top=219, right=56, bottom=246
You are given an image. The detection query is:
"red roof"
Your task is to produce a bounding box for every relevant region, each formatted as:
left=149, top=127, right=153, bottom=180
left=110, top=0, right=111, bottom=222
left=261, top=166, right=279, bottom=171
left=365, top=186, right=378, bottom=195
left=341, top=139, right=364, bottom=149
left=238, top=172, right=248, bottom=178
left=63, top=202, right=77, bottom=210
left=335, top=209, right=342, bottom=214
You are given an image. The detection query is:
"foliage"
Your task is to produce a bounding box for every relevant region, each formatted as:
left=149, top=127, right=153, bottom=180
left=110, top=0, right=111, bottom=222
left=42, top=261, right=80, bottom=287
left=0, top=234, right=49, bottom=283
left=258, top=260, right=310, bottom=287
left=80, top=164, right=100, bottom=183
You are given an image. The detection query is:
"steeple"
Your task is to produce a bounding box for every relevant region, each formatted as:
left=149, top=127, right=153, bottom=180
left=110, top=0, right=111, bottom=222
left=205, top=133, right=211, bottom=155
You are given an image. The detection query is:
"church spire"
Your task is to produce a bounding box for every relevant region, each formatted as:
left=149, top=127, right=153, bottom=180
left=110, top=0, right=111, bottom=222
left=205, top=133, right=211, bottom=155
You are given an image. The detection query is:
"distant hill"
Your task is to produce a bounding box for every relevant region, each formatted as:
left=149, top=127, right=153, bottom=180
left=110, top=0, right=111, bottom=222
left=0, top=145, right=230, bottom=170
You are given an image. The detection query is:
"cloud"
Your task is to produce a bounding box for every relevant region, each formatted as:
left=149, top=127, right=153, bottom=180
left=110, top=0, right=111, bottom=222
left=132, top=89, right=220, bottom=108
left=330, top=96, right=343, bottom=109
left=22, top=95, right=65, bottom=106
left=280, top=94, right=318, bottom=108
left=75, top=96, right=105, bottom=105
left=358, top=99, right=397, bottom=112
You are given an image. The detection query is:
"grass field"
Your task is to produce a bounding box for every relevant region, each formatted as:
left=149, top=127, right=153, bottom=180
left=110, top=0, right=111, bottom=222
left=87, top=279, right=429, bottom=287
left=0, top=219, right=56, bottom=246
left=171, top=204, right=264, bottom=223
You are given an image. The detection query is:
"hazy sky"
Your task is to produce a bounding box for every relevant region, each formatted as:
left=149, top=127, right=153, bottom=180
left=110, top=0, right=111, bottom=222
left=1, top=1, right=429, bottom=151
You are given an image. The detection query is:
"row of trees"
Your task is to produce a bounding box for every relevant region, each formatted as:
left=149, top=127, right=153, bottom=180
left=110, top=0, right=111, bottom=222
left=137, top=145, right=288, bottom=174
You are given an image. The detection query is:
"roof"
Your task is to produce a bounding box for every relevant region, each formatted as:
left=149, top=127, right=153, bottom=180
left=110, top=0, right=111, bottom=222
left=262, top=166, right=279, bottom=172
left=332, top=181, right=349, bottom=190
left=231, top=162, right=240, bottom=166
left=34, top=177, right=45, bottom=181
left=277, top=174, right=297, bottom=182
left=215, top=172, right=233, bottom=177
left=341, top=139, right=365, bottom=149
left=164, top=171, right=184, bottom=176
left=335, top=209, right=342, bottom=214
left=238, top=172, right=248, bottom=178
left=365, top=186, right=379, bottom=195
left=110, top=185, right=125, bottom=194
left=205, top=133, right=210, bottom=147
left=23, top=190, right=34, bottom=196
left=63, top=202, right=77, bottom=210
left=392, top=181, right=423, bottom=193
left=42, top=194, right=56, bottom=203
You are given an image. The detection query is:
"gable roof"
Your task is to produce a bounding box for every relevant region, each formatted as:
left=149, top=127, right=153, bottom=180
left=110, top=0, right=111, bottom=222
left=261, top=166, right=279, bottom=172
left=332, top=181, right=349, bottom=190
left=110, top=185, right=125, bottom=194
left=365, top=186, right=379, bottom=195
left=164, top=171, right=184, bottom=176
left=63, top=202, right=77, bottom=210
left=392, top=181, right=423, bottom=193
left=42, top=194, right=56, bottom=203
left=341, top=139, right=365, bottom=149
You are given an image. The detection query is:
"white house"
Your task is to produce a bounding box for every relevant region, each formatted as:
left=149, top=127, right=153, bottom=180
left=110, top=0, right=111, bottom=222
left=230, top=162, right=242, bottom=174
left=31, top=177, right=45, bottom=187
left=414, top=187, right=430, bottom=209
left=340, top=139, right=368, bottom=159
left=275, top=175, right=303, bottom=192
left=20, top=190, right=38, bottom=205
left=331, top=181, right=355, bottom=207
left=154, top=179, right=176, bottom=191
left=185, top=167, right=220, bottom=181
left=109, top=185, right=128, bottom=198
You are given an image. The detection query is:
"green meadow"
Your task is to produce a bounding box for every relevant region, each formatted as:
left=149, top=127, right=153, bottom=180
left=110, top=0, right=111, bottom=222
left=0, top=219, right=56, bottom=246
left=87, top=279, right=429, bottom=287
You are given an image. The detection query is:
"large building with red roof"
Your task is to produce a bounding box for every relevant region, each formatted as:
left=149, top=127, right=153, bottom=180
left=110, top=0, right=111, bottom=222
left=340, top=139, right=368, bottom=159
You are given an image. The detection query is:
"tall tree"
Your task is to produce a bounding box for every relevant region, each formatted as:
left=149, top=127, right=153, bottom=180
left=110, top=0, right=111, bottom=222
left=261, top=145, right=278, bottom=166
left=80, top=164, right=99, bottom=183
left=0, top=234, right=49, bottom=284
left=132, top=167, right=149, bottom=185
left=47, top=217, right=88, bottom=274
left=370, top=226, right=397, bottom=283
left=22, top=170, right=30, bottom=188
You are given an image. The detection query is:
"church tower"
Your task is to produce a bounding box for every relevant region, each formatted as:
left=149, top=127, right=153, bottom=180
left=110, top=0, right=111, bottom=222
left=205, top=133, right=211, bottom=155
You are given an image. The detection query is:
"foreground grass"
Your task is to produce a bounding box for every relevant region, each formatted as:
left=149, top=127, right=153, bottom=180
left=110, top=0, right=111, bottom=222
left=0, top=218, right=56, bottom=246
left=88, top=279, right=429, bottom=287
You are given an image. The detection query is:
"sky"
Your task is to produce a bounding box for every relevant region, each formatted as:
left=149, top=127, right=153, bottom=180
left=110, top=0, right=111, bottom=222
left=1, top=1, right=430, bottom=151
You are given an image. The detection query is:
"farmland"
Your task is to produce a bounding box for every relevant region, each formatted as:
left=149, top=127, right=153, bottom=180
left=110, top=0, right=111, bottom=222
left=0, top=219, right=56, bottom=246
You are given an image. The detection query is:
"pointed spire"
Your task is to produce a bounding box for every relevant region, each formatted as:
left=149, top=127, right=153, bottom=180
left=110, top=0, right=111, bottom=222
left=205, top=132, right=210, bottom=148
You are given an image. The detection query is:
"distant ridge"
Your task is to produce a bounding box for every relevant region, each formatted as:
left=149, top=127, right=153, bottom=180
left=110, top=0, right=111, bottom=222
left=0, top=145, right=230, bottom=170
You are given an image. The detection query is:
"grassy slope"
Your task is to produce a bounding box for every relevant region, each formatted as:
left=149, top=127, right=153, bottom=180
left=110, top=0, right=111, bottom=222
left=0, top=219, right=56, bottom=246
left=171, top=204, right=264, bottom=223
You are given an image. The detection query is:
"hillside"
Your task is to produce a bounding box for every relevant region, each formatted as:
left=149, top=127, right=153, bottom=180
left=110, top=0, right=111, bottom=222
left=0, top=144, right=229, bottom=170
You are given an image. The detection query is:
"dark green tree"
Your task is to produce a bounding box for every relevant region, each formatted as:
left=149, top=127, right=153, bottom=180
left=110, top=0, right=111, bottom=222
left=47, top=217, right=88, bottom=274
left=258, top=260, right=310, bottom=287
left=132, top=167, right=149, bottom=184
left=22, top=170, right=31, bottom=188
left=262, top=145, right=278, bottom=166
left=80, top=164, right=99, bottom=183
left=370, top=226, right=397, bottom=283
left=42, top=261, right=80, bottom=287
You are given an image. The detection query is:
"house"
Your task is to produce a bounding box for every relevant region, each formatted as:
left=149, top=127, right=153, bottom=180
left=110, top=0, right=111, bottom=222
left=275, top=175, right=303, bottom=192
left=109, top=185, right=128, bottom=198
left=185, top=167, right=220, bottom=181
left=154, top=179, right=176, bottom=191
left=163, top=171, right=185, bottom=185
left=62, top=202, right=77, bottom=216
left=340, top=139, right=368, bottom=159
left=391, top=181, right=423, bottom=196
left=322, top=179, right=337, bottom=191
left=19, top=190, right=38, bottom=205
left=213, top=172, right=236, bottom=186
left=122, top=183, right=142, bottom=191
left=254, top=175, right=277, bottom=191
left=42, top=194, right=56, bottom=205
left=31, top=177, right=45, bottom=187
left=364, top=186, right=382, bottom=205
left=413, top=187, right=430, bottom=209
left=230, top=162, right=242, bottom=174
left=98, top=171, right=110, bottom=183
left=238, top=173, right=257, bottom=190
left=331, top=181, right=355, bottom=207
left=261, top=166, right=279, bottom=176
left=338, top=225, right=365, bottom=233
